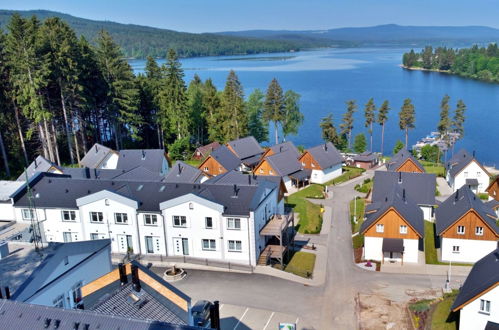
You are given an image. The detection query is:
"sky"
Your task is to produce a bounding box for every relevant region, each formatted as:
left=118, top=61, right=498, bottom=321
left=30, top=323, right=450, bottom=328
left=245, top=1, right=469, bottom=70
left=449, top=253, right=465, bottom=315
left=1, top=0, right=499, bottom=33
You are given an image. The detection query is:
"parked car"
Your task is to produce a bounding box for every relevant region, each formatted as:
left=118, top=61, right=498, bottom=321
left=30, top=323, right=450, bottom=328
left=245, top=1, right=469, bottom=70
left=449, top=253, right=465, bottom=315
left=192, top=300, right=212, bottom=327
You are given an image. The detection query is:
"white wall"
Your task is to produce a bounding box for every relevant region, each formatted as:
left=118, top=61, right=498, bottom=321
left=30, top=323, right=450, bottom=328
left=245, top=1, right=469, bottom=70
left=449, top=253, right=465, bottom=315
left=311, top=164, right=342, bottom=184
left=403, top=239, right=419, bottom=263
left=450, top=161, right=490, bottom=193
left=0, top=202, right=16, bottom=221
left=137, top=212, right=166, bottom=255
left=364, top=236, right=419, bottom=263
left=459, top=286, right=499, bottom=330
left=252, top=188, right=278, bottom=264
left=441, top=238, right=497, bottom=263
left=283, top=176, right=293, bottom=191
left=420, top=206, right=434, bottom=222
left=99, top=153, right=119, bottom=169
left=23, top=245, right=112, bottom=308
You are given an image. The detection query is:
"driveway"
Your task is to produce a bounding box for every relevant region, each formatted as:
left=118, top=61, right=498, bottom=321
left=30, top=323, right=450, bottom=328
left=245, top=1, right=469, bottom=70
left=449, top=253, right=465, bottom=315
left=153, top=170, right=467, bottom=329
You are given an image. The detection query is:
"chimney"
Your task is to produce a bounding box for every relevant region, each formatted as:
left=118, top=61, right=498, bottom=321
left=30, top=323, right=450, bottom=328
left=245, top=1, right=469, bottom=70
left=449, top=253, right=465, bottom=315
left=85, top=167, right=90, bottom=179
left=210, top=301, right=221, bottom=330
left=0, top=287, right=3, bottom=299
left=131, top=264, right=141, bottom=292
left=94, top=168, right=98, bottom=178
left=454, top=190, right=459, bottom=204
left=141, top=150, right=146, bottom=160
left=279, top=146, right=283, bottom=153
left=4, top=287, right=10, bottom=299
left=324, top=143, right=328, bottom=151
left=248, top=175, right=251, bottom=185
left=398, top=172, right=402, bottom=184
left=178, top=163, right=182, bottom=174
left=118, top=263, right=128, bottom=285
left=34, top=158, right=38, bottom=169
left=233, top=184, right=239, bottom=197
left=95, top=145, right=98, bottom=153
left=402, top=189, right=406, bottom=202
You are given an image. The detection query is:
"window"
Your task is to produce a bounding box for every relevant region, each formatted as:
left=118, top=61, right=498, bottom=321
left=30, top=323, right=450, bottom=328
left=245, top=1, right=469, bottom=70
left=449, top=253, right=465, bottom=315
left=144, top=214, right=158, bottom=226
left=227, top=218, right=241, bottom=230
left=53, top=295, right=64, bottom=308
left=259, top=168, right=263, bottom=174
left=189, top=202, right=194, bottom=210
left=62, top=210, right=76, bottom=221
left=311, top=163, right=315, bottom=168
left=173, top=215, right=187, bottom=227
left=464, top=171, right=468, bottom=178
left=90, top=233, right=99, bottom=240
left=204, top=166, right=209, bottom=172
left=301, top=162, right=305, bottom=166
left=228, top=240, right=242, bottom=252
left=90, top=212, right=103, bottom=223
left=376, top=224, right=384, bottom=233
left=145, top=236, right=155, bottom=253
left=114, top=213, right=128, bottom=224
left=477, top=172, right=481, bottom=177
left=71, top=282, right=83, bottom=304
left=202, top=239, right=216, bottom=251
left=205, top=217, right=213, bottom=229
left=400, top=225, right=408, bottom=234
left=475, top=226, right=484, bottom=236
left=480, top=299, right=491, bottom=314
left=63, top=232, right=72, bottom=243
left=452, top=246, right=460, bottom=253
left=457, top=226, right=465, bottom=235
left=21, top=209, right=35, bottom=220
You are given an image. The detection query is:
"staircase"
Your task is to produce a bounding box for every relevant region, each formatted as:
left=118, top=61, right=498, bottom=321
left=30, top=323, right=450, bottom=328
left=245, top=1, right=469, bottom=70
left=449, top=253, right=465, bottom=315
left=257, top=249, right=271, bottom=265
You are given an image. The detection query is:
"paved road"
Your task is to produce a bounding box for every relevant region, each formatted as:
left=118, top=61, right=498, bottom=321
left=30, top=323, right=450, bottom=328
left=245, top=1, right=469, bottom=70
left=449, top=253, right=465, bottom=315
left=154, top=170, right=467, bottom=329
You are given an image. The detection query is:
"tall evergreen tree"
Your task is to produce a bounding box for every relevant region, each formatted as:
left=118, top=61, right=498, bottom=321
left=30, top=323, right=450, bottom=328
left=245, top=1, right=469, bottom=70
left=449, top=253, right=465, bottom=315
left=452, top=100, right=466, bottom=137
left=159, top=49, right=189, bottom=143
left=202, top=79, right=222, bottom=142
left=263, top=78, right=285, bottom=144
left=282, top=90, right=303, bottom=141
left=377, top=100, right=390, bottom=156
left=320, top=114, right=340, bottom=148
left=437, top=94, right=451, bottom=136
left=353, top=133, right=367, bottom=153
left=340, top=100, right=357, bottom=149
left=364, top=98, right=376, bottom=152
left=143, top=56, right=162, bottom=148
left=187, top=74, right=207, bottom=145
left=221, top=70, right=246, bottom=141
left=246, top=89, right=268, bottom=143
left=399, top=98, right=416, bottom=147
left=0, top=32, right=11, bottom=176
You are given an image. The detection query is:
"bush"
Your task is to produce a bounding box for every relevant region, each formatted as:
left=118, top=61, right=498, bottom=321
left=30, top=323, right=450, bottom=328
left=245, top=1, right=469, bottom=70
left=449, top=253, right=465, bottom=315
left=478, top=193, right=489, bottom=200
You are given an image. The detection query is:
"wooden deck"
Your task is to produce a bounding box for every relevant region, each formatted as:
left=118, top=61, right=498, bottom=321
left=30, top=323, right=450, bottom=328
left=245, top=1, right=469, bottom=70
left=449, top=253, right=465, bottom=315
left=260, top=213, right=294, bottom=236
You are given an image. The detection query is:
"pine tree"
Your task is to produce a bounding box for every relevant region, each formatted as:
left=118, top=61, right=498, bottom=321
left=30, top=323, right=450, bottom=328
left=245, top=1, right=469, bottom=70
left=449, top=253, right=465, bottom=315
left=320, top=114, right=339, bottom=147
left=282, top=90, right=303, bottom=141
left=159, top=49, right=189, bottom=143
left=399, top=98, right=416, bottom=147
left=452, top=100, right=466, bottom=137
left=143, top=56, right=162, bottom=148
left=202, top=79, right=222, bottom=142
left=221, top=70, right=246, bottom=141
left=353, top=133, right=367, bottom=153
left=0, top=32, right=11, bottom=176
left=364, top=98, right=376, bottom=152
left=246, top=89, right=268, bottom=143
left=340, top=100, right=357, bottom=149
left=437, top=94, right=451, bottom=136
left=187, top=74, right=207, bottom=145
left=263, top=78, right=285, bottom=144
left=393, top=140, right=405, bottom=155
left=377, top=100, right=390, bottom=156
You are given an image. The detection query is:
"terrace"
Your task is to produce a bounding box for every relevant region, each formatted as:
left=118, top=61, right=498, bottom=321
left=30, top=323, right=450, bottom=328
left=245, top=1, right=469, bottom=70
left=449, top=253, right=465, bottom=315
left=259, top=210, right=295, bottom=267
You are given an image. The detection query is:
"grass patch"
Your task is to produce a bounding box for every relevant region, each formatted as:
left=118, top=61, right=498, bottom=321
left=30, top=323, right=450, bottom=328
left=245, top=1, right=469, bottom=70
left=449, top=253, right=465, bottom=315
left=478, top=193, right=489, bottom=200
left=325, top=166, right=365, bottom=186
left=183, top=159, right=202, bottom=167
left=286, top=184, right=324, bottom=234
left=350, top=198, right=366, bottom=249
left=431, top=291, right=459, bottom=330
left=355, top=178, right=373, bottom=193
left=421, top=160, right=446, bottom=177
left=424, top=220, right=472, bottom=266
left=284, top=251, right=316, bottom=278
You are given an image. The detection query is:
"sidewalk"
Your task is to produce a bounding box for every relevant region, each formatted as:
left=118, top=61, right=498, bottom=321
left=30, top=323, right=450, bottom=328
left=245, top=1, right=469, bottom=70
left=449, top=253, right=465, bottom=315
left=381, top=262, right=472, bottom=276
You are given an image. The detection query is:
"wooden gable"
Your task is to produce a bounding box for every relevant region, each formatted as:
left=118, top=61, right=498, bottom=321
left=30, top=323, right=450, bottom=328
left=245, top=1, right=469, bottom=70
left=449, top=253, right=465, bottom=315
left=226, top=144, right=240, bottom=158
left=261, top=148, right=274, bottom=158
left=254, top=159, right=277, bottom=176
left=363, top=207, right=421, bottom=239
left=299, top=151, right=322, bottom=170
left=441, top=209, right=498, bottom=240
left=396, top=158, right=424, bottom=173
left=486, top=178, right=499, bottom=202
left=198, top=156, right=227, bottom=177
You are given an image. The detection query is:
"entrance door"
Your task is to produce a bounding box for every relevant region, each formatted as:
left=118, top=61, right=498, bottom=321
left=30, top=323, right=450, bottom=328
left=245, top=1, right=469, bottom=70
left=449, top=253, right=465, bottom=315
left=117, top=235, right=133, bottom=253
left=145, top=236, right=154, bottom=254
left=173, top=237, right=189, bottom=255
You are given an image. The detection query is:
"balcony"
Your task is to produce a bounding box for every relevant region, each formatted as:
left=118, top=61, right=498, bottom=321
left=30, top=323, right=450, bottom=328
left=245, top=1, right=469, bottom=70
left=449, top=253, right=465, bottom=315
left=258, top=211, right=295, bottom=267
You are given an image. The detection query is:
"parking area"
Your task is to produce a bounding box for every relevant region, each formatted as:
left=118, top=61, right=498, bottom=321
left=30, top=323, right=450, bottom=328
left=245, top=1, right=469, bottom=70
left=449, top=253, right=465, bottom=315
left=219, top=303, right=300, bottom=330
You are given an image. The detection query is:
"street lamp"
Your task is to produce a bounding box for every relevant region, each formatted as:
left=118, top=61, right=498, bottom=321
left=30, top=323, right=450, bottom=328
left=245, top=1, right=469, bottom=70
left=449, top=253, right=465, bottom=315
left=353, top=196, right=358, bottom=224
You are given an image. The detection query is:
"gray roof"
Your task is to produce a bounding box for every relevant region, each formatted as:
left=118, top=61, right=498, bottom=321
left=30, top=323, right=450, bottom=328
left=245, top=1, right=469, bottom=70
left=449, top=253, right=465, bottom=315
left=360, top=185, right=424, bottom=236
left=386, top=149, right=424, bottom=172
left=10, top=240, right=111, bottom=302
left=240, top=154, right=263, bottom=167
left=452, top=248, right=499, bottom=311
left=372, top=171, right=436, bottom=206
left=17, top=155, right=61, bottom=181
left=466, top=178, right=479, bottom=186
left=209, top=145, right=241, bottom=171
left=227, top=136, right=264, bottom=160
left=268, top=141, right=300, bottom=159
left=436, top=185, right=498, bottom=236
left=117, top=149, right=167, bottom=174
left=354, top=151, right=378, bottom=162
left=264, top=150, right=302, bottom=177
left=80, top=143, right=115, bottom=168
left=165, top=161, right=204, bottom=184
left=12, top=172, right=278, bottom=216
left=194, top=142, right=220, bottom=157
left=305, top=142, right=343, bottom=169
left=0, top=181, right=24, bottom=201
left=0, top=300, right=194, bottom=330
left=446, top=149, right=487, bottom=177
left=62, top=167, right=164, bottom=182
left=486, top=199, right=499, bottom=210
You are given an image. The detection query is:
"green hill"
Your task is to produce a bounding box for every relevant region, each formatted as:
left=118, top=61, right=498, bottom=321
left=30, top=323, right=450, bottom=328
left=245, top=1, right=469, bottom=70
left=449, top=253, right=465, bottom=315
left=0, top=9, right=323, bottom=58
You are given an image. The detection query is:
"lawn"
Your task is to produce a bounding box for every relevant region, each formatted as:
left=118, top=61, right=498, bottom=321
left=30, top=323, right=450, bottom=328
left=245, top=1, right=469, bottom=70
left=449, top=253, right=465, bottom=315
left=350, top=197, right=366, bottom=249
left=284, top=251, right=316, bottom=278
left=286, top=184, right=324, bottom=234
left=430, top=291, right=459, bottom=330
left=324, top=166, right=365, bottom=186
left=355, top=178, right=373, bottom=193
left=183, top=159, right=202, bottom=167
left=424, top=220, right=472, bottom=266
left=421, top=160, right=446, bottom=177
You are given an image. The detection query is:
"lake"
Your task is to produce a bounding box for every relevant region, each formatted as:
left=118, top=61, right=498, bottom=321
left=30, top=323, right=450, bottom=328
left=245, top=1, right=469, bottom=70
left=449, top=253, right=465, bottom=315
left=129, top=48, right=499, bottom=165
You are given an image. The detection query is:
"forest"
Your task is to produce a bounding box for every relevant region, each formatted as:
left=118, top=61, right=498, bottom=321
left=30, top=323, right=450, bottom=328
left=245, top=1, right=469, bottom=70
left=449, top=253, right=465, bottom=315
left=0, top=10, right=322, bottom=58
left=0, top=14, right=303, bottom=179
left=402, top=43, right=499, bottom=83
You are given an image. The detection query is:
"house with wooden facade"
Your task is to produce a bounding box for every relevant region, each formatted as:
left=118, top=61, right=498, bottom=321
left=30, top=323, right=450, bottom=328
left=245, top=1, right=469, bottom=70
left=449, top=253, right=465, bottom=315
left=436, top=185, right=499, bottom=263
left=360, top=187, right=424, bottom=264
left=191, top=141, right=221, bottom=160
left=446, top=149, right=490, bottom=193
left=385, top=149, right=425, bottom=173
left=487, top=176, right=499, bottom=202
left=451, top=248, right=499, bottom=330
left=198, top=145, right=242, bottom=177
left=226, top=136, right=264, bottom=170
left=253, top=150, right=310, bottom=190
left=299, top=142, right=343, bottom=184
left=261, top=141, right=301, bottom=159
left=352, top=152, right=380, bottom=170
left=487, top=200, right=499, bottom=218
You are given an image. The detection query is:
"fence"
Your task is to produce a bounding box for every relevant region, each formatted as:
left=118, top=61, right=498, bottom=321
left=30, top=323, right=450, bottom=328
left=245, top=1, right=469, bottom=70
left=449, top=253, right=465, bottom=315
left=112, top=253, right=254, bottom=273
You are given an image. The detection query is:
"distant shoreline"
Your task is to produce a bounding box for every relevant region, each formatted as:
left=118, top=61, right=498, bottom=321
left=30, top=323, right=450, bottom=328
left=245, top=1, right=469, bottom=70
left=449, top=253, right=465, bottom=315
left=399, top=65, right=451, bottom=74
